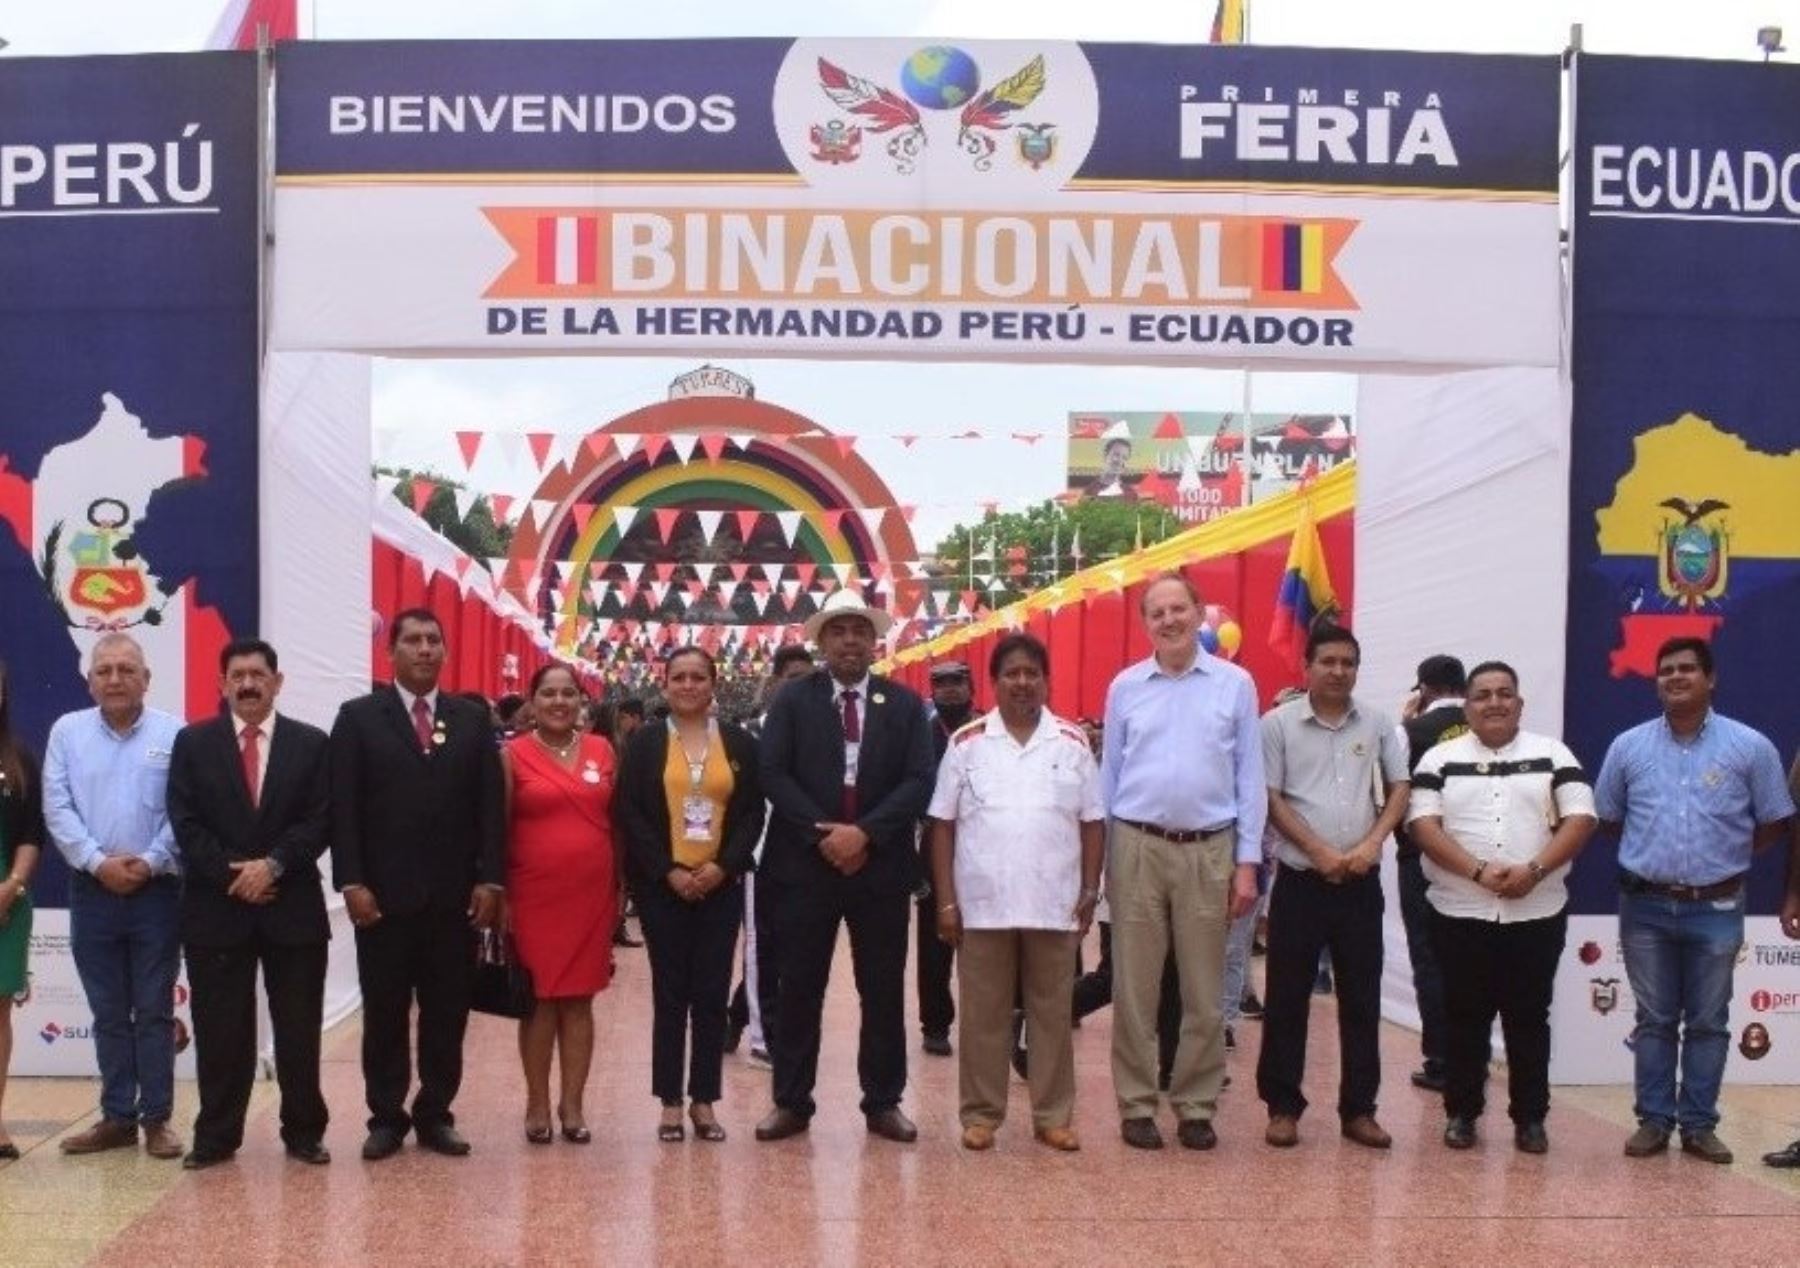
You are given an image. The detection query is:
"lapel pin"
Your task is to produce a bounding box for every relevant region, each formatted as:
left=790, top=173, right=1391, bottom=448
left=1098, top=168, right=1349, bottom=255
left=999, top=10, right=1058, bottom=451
left=872, top=693, right=886, bottom=706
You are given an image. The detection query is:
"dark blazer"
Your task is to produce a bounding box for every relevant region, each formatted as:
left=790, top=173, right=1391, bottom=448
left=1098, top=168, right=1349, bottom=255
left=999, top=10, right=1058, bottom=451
left=0, top=746, right=46, bottom=858
left=168, top=714, right=332, bottom=947
left=614, top=721, right=765, bottom=892
left=328, top=686, right=505, bottom=918
left=758, top=670, right=934, bottom=894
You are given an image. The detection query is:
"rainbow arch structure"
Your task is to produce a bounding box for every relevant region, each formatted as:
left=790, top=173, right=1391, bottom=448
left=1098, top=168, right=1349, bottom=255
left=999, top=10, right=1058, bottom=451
left=506, top=386, right=920, bottom=649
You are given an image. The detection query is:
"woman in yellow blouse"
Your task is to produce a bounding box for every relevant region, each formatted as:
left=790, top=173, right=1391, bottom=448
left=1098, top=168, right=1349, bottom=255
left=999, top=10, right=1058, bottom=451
left=614, top=649, right=764, bottom=1142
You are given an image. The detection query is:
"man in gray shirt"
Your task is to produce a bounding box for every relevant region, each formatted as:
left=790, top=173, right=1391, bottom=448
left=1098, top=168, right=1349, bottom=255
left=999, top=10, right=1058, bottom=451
left=1255, top=625, right=1410, bottom=1150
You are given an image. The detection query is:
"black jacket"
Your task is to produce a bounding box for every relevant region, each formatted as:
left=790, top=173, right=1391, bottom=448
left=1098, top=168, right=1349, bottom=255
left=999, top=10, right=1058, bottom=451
left=613, top=720, right=764, bottom=891
left=328, top=687, right=505, bottom=916
left=757, top=670, right=934, bottom=894
left=168, top=714, right=331, bottom=947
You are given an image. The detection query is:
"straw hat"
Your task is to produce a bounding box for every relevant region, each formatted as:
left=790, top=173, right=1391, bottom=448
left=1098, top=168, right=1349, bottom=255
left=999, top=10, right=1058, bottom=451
left=803, top=588, right=894, bottom=643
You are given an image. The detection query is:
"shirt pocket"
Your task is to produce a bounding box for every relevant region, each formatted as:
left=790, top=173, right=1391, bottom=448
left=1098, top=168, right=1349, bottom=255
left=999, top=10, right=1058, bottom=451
left=140, top=757, right=172, bottom=811
left=1047, top=759, right=1088, bottom=813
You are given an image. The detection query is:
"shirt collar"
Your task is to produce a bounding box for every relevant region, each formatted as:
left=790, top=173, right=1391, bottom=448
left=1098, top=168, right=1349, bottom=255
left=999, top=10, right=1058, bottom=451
left=396, top=685, right=439, bottom=716
left=1139, top=645, right=1211, bottom=681
left=982, top=709, right=1056, bottom=749
left=232, top=711, right=277, bottom=739
left=97, top=707, right=146, bottom=739
left=1298, top=695, right=1361, bottom=727
left=831, top=674, right=872, bottom=701
left=1658, top=709, right=1713, bottom=742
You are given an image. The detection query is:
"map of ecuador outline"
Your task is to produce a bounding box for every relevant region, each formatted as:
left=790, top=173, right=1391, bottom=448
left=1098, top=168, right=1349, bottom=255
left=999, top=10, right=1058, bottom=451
left=1594, top=413, right=1800, bottom=678
left=0, top=392, right=231, bottom=718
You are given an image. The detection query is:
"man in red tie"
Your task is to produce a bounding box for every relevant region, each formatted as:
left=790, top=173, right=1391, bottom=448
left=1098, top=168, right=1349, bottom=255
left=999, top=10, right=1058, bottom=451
left=754, top=590, right=936, bottom=1143
left=329, top=609, right=505, bottom=1161
left=167, top=638, right=333, bottom=1169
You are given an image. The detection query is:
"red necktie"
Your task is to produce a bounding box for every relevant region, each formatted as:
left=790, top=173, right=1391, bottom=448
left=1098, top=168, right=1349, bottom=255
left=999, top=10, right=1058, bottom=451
left=241, top=724, right=262, bottom=807
left=840, top=688, right=859, bottom=821
left=412, top=696, right=434, bottom=754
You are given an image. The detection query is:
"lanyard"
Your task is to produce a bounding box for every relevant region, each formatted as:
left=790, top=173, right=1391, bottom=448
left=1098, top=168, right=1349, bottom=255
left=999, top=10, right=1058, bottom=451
left=668, top=718, right=714, bottom=791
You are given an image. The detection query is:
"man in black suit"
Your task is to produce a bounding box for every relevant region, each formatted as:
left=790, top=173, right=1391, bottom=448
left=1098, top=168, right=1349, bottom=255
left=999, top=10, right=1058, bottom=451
left=168, top=638, right=332, bottom=1170
left=330, top=608, right=504, bottom=1160
left=754, top=591, right=935, bottom=1143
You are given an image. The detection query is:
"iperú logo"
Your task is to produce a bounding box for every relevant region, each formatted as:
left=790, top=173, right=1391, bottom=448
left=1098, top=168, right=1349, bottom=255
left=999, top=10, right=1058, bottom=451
left=1749, top=989, right=1800, bottom=1014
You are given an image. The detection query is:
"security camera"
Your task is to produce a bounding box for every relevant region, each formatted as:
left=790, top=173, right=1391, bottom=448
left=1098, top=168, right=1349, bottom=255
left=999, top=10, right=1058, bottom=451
left=1756, top=26, right=1785, bottom=55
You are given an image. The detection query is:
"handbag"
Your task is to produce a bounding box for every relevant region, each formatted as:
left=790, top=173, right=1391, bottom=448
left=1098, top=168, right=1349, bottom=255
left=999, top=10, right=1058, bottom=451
left=469, top=928, right=535, bottom=1020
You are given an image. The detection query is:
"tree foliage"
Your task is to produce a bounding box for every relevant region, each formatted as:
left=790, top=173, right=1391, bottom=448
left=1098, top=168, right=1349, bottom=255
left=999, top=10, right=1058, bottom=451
left=378, top=466, right=515, bottom=562
left=932, top=498, right=1180, bottom=604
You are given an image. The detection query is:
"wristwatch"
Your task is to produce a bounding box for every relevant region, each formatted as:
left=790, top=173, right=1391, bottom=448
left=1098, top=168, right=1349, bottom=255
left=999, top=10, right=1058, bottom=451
left=1526, top=859, right=1546, bottom=882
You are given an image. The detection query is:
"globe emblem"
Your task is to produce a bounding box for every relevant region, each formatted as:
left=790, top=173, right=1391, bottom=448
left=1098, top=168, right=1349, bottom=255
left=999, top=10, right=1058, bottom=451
left=899, top=45, right=982, bottom=110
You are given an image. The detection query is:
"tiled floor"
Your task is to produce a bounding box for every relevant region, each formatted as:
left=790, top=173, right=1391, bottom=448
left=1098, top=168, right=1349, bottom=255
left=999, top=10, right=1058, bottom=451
left=3, top=934, right=1797, bottom=1267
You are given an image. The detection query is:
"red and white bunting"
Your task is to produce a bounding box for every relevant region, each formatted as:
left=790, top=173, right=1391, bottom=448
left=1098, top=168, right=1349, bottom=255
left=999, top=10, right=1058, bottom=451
left=488, top=493, right=515, bottom=524
left=669, top=433, right=700, bottom=465
left=408, top=479, right=436, bottom=516
left=583, top=432, right=613, bottom=462
left=858, top=507, right=887, bottom=537
left=454, top=431, right=483, bottom=469
left=373, top=473, right=401, bottom=502
left=733, top=509, right=761, bottom=542
left=490, top=431, right=526, bottom=468
left=699, top=433, right=729, bottom=463
left=450, top=487, right=478, bottom=523
left=569, top=503, right=597, bottom=536
left=695, top=509, right=725, bottom=543
left=526, top=432, right=555, bottom=471
left=820, top=508, right=845, bottom=534
left=612, top=505, right=639, bottom=539
left=652, top=508, right=681, bottom=542
left=615, top=561, right=645, bottom=586
left=728, top=433, right=756, bottom=454
left=640, top=433, right=671, bottom=465
left=613, top=434, right=641, bottom=464
left=774, top=511, right=802, bottom=547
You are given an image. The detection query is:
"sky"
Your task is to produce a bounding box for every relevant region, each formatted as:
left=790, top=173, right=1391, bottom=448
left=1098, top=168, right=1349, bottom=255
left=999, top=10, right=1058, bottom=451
left=7, top=0, right=1797, bottom=552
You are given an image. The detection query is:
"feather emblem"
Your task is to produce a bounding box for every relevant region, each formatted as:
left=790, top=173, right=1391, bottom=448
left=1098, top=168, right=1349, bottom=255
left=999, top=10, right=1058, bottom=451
left=816, top=58, right=923, bottom=135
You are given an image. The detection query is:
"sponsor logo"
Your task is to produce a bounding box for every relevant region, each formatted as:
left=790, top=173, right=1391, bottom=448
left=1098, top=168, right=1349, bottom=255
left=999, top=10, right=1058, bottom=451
left=1739, top=1022, right=1772, bottom=1061
left=1589, top=976, right=1621, bottom=1016
left=1748, top=988, right=1800, bottom=1014
left=1751, top=944, right=1800, bottom=967
left=1577, top=940, right=1605, bottom=966
left=38, top=1021, right=94, bottom=1045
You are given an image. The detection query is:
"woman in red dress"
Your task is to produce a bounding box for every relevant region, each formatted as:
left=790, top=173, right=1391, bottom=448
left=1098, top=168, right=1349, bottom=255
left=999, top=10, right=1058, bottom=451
left=503, top=663, right=617, bottom=1144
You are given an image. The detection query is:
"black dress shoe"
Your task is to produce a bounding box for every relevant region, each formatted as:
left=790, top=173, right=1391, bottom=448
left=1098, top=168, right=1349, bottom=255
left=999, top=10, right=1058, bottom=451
left=361, top=1127, right=406, bottom=1161
left=1443, top=1116, right=1477, bottom=1150
left=1176, top=1119, right=1217, bottom=1151
left=921, top=1032, right=953, bottom=1057
left=1762, top=1138, right=1800, bottom=1168
left=417, top=1124, right=472, bottom=1156
left=1238, top=991, right=1265, bottom=1019
left=1410, top=1067, right=1446, bottom=1092
left=865, top=1108, right=918, bottom=1143
left=754, top=1107, right=810, bottom=1142
left=285, top=1141, right=331, bottom=1165
left=0, top=1143, right=19, bottom=1161
left=1514, top=1121, right=1549, bottom=1155
left=1121, top=1117, right=1165, bottom=1150
left=181, top=1149, right=235, bottom=1171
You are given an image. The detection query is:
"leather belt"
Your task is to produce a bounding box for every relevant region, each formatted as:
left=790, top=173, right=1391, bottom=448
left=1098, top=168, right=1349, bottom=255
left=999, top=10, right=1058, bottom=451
left=1618, top=869, right=1743, bottom=902
left=1117, top=818, right=1233, bottom=845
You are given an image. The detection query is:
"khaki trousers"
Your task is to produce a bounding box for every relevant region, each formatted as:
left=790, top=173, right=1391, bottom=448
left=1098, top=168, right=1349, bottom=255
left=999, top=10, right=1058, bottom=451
left=1108, top=820, right=1235, bottom=1121
left=957, top=928, right=1079, bottom=1131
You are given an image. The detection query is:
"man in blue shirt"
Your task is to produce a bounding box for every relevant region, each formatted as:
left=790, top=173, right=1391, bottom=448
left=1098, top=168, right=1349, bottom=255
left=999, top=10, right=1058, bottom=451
left=1101, top=573, right=1264, bottom=1151
left=1594, top=637, right=1795, bottom=1165
left=43, top=633, right=186, bottom=1160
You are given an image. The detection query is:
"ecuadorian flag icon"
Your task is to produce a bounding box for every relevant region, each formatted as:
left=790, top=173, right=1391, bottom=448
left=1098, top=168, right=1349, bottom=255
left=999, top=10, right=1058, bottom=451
left=1261, top=222, right=1327, bottom=294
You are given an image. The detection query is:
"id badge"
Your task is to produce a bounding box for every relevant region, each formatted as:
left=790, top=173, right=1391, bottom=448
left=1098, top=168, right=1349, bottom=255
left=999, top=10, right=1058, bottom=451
left=682, top=794, right=716, bottom=843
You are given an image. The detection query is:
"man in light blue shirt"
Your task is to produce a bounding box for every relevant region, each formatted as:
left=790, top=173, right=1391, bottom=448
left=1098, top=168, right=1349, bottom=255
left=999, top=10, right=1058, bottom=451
left=43, top=633, right=186, bottom=1160
left=1101, top=573, right=1264, bottom=1152
left=1595, top=637, right=1794, bottom=1166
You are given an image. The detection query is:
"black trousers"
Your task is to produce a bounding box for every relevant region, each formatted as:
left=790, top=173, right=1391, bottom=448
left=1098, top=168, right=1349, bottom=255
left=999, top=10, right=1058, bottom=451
left=1256, top=864, right=1385, bottom=1122
left=1428, top=907, right=1567, bottom=1125
left=1396, top=850, right=1449, bottom=1075
left=186, top=935, right=328, bottom=1154
left=914, top=894, right=956, bottom=1038
left=638, top=880, right=744, bottom=1105
left=354, top=905, right=471, bottom=1134
left=773, top=877, right=910, bottom=1118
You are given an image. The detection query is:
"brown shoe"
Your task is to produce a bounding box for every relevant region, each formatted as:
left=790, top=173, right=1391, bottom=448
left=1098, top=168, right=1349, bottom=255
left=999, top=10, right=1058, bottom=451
left=1033, top=1125, right=1080, bottom=1152
left=60, top=1119, right=138, bottom=1155
left=865, top=1108, right=919, bottom=1143
left=143, top=1121, right=184, bottom=1160
left=961, top=1123, right=997, bottom=1151
left=1120, top=1117, right=1164, bottom=1150
left=1341, top=1115, right=1392, bottom=1150
left=1680, top=1130, right=1733, bottom=1165
left=1623, top=1123, right=1671, bottom=1157
left=1265, top=1115, right=1300, bottom=1148
left=753, top=1107, right=810, bottom=1142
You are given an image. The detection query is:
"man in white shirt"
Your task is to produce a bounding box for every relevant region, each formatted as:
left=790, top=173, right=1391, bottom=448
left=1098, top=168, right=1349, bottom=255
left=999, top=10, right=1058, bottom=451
left=1406, top=661, right=1597, bottom=1155
left=928, top=633, right=1103, bottom=1152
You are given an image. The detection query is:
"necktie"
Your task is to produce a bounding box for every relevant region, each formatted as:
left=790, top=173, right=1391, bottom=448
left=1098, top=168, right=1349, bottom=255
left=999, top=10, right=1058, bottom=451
left=412, top=696, right=434, bottom=754
left=840, top=688, right=860, bottom=821
left=241, top=724, right=261, bottom=807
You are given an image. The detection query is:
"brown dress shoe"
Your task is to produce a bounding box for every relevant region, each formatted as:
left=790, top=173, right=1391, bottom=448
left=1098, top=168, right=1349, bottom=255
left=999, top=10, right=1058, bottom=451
left=60, top=1119, right=138, bottom=1155
left=1033, top=1125, right=1080, bottom=1152
left=961, top=1123, right=997, bottom=1151
left=1341, top=1115, right=1392, bottom=1150
left=865, top=1108, right=918, bottom=1143
left=1120, top=1117, right=1164, bottom=1150
left=753, top=1107, right=810, bottom=1142
left=1265, top=1115, right=1300, bottom=1148
left=143, top=1121, right=184, bottom=1160
left=1680, top=1130, right=1733, bottom=1165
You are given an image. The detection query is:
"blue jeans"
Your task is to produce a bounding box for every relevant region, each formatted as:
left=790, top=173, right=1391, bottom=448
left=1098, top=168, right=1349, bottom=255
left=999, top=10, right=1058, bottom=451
left=1222, top=890, right=1265, bottom=1026
left=69, top=872, right=182, bottom=1125
left=1619, top=887, right=1742, bottom=1135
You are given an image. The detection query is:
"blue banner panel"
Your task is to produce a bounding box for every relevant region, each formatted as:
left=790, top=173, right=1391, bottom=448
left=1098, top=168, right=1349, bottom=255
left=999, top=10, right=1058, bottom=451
left=1075, top=45, right=1559, bottom=191
left=274, top=39, right=1559, bottom=193
left=0, top=52, right=260, bottom=904
left=1567, top=54, right=1800, bottom=915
